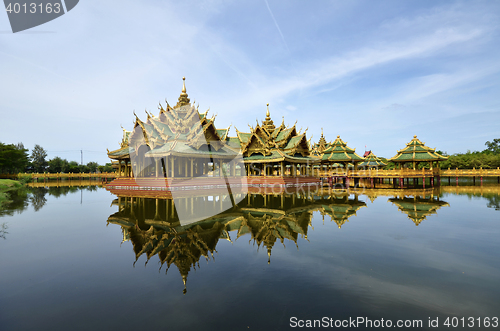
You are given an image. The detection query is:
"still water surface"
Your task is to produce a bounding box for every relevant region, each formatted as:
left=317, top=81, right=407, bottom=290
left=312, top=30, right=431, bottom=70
left=1, top=185, right=499, bottom=330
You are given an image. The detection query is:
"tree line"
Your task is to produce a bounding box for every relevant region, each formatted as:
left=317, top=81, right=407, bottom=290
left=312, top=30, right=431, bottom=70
left=0, top=142, right=114, bottom=174
left=438, top=138, right=500, bottom=169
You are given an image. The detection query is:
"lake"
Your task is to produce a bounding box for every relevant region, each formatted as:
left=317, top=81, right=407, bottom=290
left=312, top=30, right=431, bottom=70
left=1, top=184, right=499, bottom=330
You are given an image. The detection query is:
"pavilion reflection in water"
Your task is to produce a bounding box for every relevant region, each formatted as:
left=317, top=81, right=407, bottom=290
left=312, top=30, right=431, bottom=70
left=389, top=195, right=449, bottom=226
left=107, top=192, right=367, bottom=293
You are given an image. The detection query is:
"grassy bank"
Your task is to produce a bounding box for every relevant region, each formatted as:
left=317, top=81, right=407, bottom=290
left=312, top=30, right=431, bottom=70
left=0, top=179, right=23, bottom=208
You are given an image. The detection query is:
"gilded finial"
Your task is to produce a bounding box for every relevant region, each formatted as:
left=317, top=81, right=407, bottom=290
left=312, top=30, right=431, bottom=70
left=182, top=77, right=186, bottom=93
left=321, top=128, right=323, bottom=136
left=337, top=135, right=340, bottom=138
left=182, top=274, right=187, bottom=295
left=414, top=135, right=417, bottom=138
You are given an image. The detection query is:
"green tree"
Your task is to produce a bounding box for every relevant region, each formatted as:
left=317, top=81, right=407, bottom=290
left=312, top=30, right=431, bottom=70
left=48, top=156, right=65, bottom=173
left=485, top=138, right=500, bottom=154
left=30, top=145, right=48, bottom=173
left=67, top=161, right=80, bottom=173
left=86, top=161, right=99, bottom=173
left=102, top=162, right=114, bottom=172
left=0, top=142, right=29, bottom=173
left=79, top=164, right=90, bottom=173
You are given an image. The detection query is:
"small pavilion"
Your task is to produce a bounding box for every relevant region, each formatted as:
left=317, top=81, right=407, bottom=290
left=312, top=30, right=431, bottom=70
left=358, top=151, right=387, bottom=169
left=321, top=135, right=365, bottom=170
left=233, top=104, right=320, bottom=177
left=389, top=136, right=448, bottom=170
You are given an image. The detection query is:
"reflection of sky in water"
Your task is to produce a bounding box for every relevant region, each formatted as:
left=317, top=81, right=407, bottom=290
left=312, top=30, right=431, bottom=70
left=0, top=187, right=499, bottom=330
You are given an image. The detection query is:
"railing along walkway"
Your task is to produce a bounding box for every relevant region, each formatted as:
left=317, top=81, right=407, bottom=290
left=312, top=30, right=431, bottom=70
left=1, top=172, right=117, bottom=180
left=317, top=167, right=500, bottom=178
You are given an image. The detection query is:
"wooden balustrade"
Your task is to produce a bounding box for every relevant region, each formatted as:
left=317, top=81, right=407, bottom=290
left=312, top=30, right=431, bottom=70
left=0, top=172, right=117, bottom=180
left=317, top=167, right=500, bottom=178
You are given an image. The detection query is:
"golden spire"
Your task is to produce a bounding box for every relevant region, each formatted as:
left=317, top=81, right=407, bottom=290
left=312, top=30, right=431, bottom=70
left=262, top=103, right=275, bottom=134
left=176, top=76, right=190, bottom=107
left=182, top=274, right=187, bottom=295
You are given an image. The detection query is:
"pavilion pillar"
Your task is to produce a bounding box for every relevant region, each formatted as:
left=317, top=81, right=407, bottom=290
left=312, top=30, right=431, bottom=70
left=280, top=162, right=284, bottom=177
left=190, top=158, right=194, bottom=178
left=165, top=158, right=169, bottom=178
left=171, top=157, right=175, bottom=178
left=155, top=158, right=160, bottom=177
left=292, top=164, right=297, bottom=177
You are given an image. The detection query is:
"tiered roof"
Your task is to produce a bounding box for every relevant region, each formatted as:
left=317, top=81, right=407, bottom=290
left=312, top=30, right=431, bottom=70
left=311, top=129, right=329, bottom=156
left=359, top=151, right=387, bottom=168
left=319, top=196, right=366, bottom=228
left=108, top=78, right=238, bottom=161
left=233, top=104, right=319, bottom=164
left=390, top=136, right=448, bottom=162
left=389, top=196, right=449, bottom=226
left=321, top=136, right=364, bottom=163
left=107, top=194, right=314, bottom=292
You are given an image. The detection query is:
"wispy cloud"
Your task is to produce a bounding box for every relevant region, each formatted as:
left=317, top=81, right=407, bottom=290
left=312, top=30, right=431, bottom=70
left=264, top=0, right=291, bottom=54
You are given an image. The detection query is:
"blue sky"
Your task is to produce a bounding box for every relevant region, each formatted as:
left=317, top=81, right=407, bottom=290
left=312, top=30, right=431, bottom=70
left=1, top=0, right=499, bottom=165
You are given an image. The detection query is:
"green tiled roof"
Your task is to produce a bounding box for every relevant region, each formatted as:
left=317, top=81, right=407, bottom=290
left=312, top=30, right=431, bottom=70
left=108, top=146, right=133, bottom=158
left=237, top=132, right=252, bottom=144
left=216, top=129, right=228, bottom=140
left=276, top=127, right=293, bottom=142
left=150, top=117, right=174, bottom=137
left=244, top=150, right=319, bottom=163
left=321, top=136, right=364, bottom=163
left=359, top=151, right=387, bottom=167
left=390, top=136, right=448, bottom=162
left=146, top=141, right=238, bottom=158
left=284, top=134, right=304, bottom=150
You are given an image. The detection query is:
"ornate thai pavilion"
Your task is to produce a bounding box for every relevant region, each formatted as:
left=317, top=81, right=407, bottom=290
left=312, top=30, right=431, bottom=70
left=234, top=104, right=319, bottom=177
left=358, top=151, right=387, bottom=168
left=108, top=78, right=243, bottom=180
left=390, top=136, right=448, bottom=170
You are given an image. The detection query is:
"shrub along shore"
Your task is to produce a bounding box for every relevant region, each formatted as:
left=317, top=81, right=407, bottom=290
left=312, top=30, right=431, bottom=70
left=0, top=179, right=23, bottom=209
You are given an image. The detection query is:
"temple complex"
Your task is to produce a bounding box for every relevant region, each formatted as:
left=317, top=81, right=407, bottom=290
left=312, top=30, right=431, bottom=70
left=107, top=79, right=322, bottom=188
left=106, top=78, right=455, bottom=192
